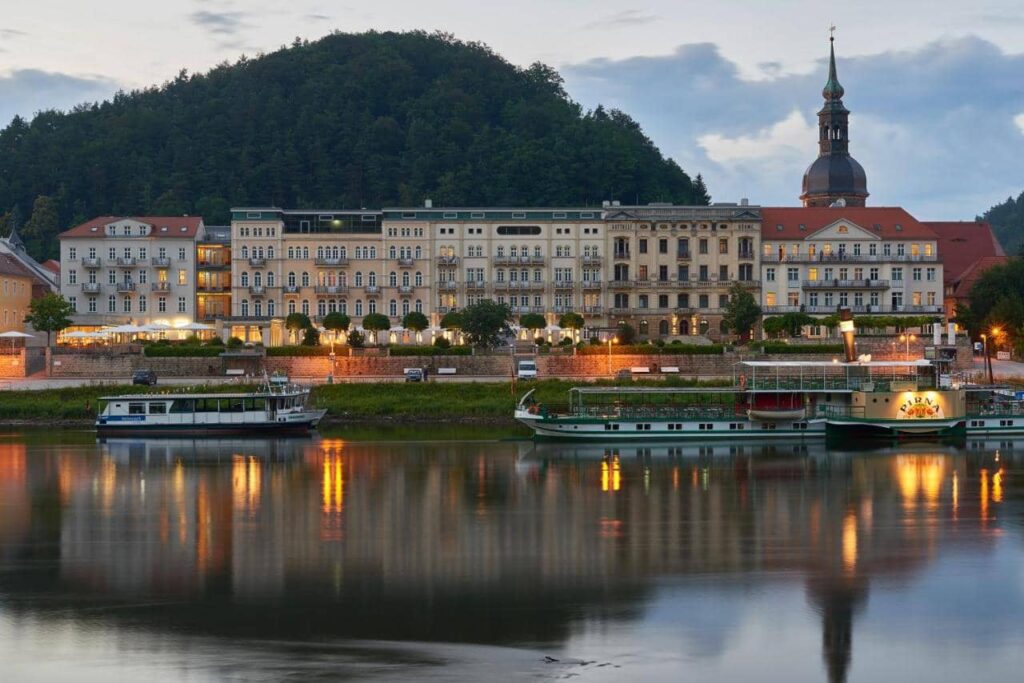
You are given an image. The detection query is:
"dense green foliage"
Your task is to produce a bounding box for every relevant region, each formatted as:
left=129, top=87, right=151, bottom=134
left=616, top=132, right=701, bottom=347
left=322, top=312, right=350, bottom=332
left=979, top=193, right=1024, bottom=255
left=459, top=299, right=513, bottom=347
left=760, top=342, right=845, bottom=355
left=721, top=283, right=761, bottom=340
left=0, top=31, right=707, bottom=259
left=577, top=343, right=724, bottom=355
left=23, top=292, right=75, bottom=347
left=143, top=345, right=223, bottom=357
left=401, top=311, right=429, bottom=332
left=960, top=258, right=1024, bottom=351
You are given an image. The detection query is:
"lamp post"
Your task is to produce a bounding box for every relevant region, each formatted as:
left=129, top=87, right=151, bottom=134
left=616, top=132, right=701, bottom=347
left=607, top=336, right=618, bottom=376
left=988, top=327, right=1002, bottom=384
left=899, top=333, right=916, bottom=360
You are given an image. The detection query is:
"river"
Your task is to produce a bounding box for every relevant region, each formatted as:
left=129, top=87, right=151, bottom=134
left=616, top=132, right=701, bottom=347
left=0, top=427, right=1021, bottom=682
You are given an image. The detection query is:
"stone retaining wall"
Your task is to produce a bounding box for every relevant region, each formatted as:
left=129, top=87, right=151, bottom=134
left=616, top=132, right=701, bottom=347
left=0, top=351, right=27, bottom=378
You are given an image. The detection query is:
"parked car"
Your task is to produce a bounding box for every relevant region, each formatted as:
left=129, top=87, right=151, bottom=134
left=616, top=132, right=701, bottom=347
left=517, top=359, right=538, bottom=380
left=404, top=368, right=425, bottom=382
left=132, top=369, right=157, bottom=386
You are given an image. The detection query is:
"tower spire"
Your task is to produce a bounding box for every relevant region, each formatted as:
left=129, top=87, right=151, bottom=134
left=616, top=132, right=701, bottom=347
left=823, top=29, right=845, bottom=101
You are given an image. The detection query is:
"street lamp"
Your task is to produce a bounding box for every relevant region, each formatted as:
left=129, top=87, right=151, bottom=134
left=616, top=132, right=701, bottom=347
left=899, top=333, right=916, bottom=360
left=607, top=336, right=618, bottom=375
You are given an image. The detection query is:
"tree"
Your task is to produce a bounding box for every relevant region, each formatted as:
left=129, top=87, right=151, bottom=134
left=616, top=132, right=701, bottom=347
left=558, top=312, right=585, bottom=337
left=721, top=283, right=761, bottom=341
left=459, top=299, right=513, bottom=348
left=301, top=327, right=320, bottom=346
left=21, top=195, right=60, bottom=259
left=348, top=330, right=365, bottom=348
left=616, top=322, right=637, bottom=345
left=285, top=312, right=311, bottom=335
left=440, top=311, right=463, bottom=330
left=519, top=313, right=546, bottom=334
left=23, top=293, right=75, bottom=375
left=322, top=311, right=350, bottom=333
left=402, top=311, right=429, bottom=332
left=362, top=312, right=391, bottom=344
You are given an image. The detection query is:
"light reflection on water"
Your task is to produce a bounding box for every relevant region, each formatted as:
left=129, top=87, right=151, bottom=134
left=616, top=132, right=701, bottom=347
left=0, top=430, right=1022, bottom=681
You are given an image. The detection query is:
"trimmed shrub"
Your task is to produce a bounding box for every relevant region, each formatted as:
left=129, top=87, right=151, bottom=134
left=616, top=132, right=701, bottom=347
left=433, top=336, right=451, bottom=349
left=266, top=345, right=335, bottom=357
left=390, top=346, right=473, bottom=356
left=577, top=343, right=724, bottom=356
left=143, top=345, right=223, bottom=357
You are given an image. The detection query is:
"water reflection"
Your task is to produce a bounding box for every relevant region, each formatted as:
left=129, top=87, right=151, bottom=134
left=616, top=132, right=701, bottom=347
left=0, top=433, right=1021, bottom=681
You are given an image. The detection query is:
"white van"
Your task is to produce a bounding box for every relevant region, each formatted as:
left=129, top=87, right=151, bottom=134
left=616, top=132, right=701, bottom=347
left=517, top=359, right=538, bottom=380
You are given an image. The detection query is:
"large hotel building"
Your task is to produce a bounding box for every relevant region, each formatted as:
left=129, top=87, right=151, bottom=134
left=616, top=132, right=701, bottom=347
left=55, top=38, right=1003, bottom=343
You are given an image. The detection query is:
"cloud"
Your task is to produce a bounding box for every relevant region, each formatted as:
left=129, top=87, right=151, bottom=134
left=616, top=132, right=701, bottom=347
left=584, top=9, right=658, bottom=30
left=563, top=36, right=1024, bottom=219
left=189, top=10, right=250, bottom=37
left=306, top=13, right=331, bottom=22
left=0, top=29, right=27, bottom=39
left=0, top=69, right=121, bottom=128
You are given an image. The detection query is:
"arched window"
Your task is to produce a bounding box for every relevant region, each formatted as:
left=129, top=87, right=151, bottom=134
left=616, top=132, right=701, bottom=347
left=240, top=300, right=249, bottom=316
left=639, top=320, right=649, bottom=336
left=355, top=300, right=363, bottom=316
left=415, top=299, right=423, bottom=313
left=389, top=299, right=397, bottom=316
left=339, top=299, right=347, bottom=314
left=678, top=319, right=689, bottom=335
left=389, top=271, right=397, bottom=287
left=288, top=247, right=294, bottom=259
left=253, top=272, right=262, bottom=287
left=288, top=272, right=296, bottom=287
left=302, top=247, right=309, bottom=259
left=328, top=300, right=336, bottom=313
left=317, top=246, right=324, bottom=259
left=414, top=272, right=423, bottom=286
left=354, top=272, right=363, bottom=286
left=301, top=272, right=310, bottom=287
left=415, top=245, right=422, bottom=258
left=288, top=300, right=296, bottom=315
left=402, top=272, right=410, bottom=287
left=241, top=272, right=249, bottom=287
left=318, top=300, right=326, bottom=317
left=254, top=300, right=262, bottom=317
left=402, top=300, right=410, bottom=315
left=266, top=271, right=275, bottom=287
left=368, top=272, right=377, bottom=287
left=389, top=245, right=397, bottom=259
left=267, top=299, right=275, bottom=316
left=368, top=299, right=377, bottom=314
left=267, top=246, right=275, bottom=259
left=659, top=320, right=669, bottom=335
left=301, top=300, right=309, bottom=315
left=339, top=272, right=347, bottom=287
left=369, top=246, right=377, bottom=259
left=241, top=246, right=249, bottom=258
left=339, top=246, right=347, bottom=259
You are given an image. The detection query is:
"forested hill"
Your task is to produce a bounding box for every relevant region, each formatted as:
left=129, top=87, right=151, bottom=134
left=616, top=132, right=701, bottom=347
left=0, top=31, right=709, bottom=259
left=980, top=193, right=1024, bottom=256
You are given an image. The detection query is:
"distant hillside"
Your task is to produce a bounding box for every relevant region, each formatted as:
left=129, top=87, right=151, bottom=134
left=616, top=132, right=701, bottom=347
left=979, top=192, right=1024, bottom=256
left=0, top=31, right=709, bottom=258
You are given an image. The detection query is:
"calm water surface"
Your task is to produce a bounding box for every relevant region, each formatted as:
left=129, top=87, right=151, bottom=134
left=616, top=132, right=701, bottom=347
left=0, top=427, right=1022, bottom=682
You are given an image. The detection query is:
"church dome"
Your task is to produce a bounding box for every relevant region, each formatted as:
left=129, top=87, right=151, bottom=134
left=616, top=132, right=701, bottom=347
left=801, top=154, right=868, bottom=201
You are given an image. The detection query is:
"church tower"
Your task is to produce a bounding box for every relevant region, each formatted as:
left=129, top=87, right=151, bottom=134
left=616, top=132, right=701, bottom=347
left=800, top=35, right=868, bottom=207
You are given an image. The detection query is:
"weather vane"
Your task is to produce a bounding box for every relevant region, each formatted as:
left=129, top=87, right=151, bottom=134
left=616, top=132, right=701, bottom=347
left=829, top=24, right=837, bottom=41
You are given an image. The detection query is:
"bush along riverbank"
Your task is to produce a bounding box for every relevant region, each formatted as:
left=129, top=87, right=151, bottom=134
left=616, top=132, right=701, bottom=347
left=0, top=378, right=730, bottom=426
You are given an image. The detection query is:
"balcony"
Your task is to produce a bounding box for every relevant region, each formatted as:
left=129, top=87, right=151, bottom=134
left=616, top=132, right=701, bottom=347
left=81, top=257, right=101, bottom=268
left=466, top=280, right=485, bottom=290
left=151, top=257, right=171, bottom=268
left=398, top=285, right=413, bottom=295
left=436, top=256, right=459, bottom=266
left=553, top=280, right=574, bottom=289
left=116, top=282, right=136, bottom=292
left=315, top=256, right=349, bottom=267
left=802, top=279, right=890, bottom=289
left=197, top=284, right=228, bottom=292
left=438, top=281, right=459, bottom=291
left=151, top=282, right=171, bottom=292
left=115, top=257, right=137, bottom=267
left=738, top=249, right=755, bottom=260
left=581, top=255, right=603, bottom=265
left=583, top=306, right=603, bottom=315
left=81, top=282, right=100, bottom=293
left=248, top=257, right=266, bottom=267
left=311, top=286, right=348, bottom=296
left=197, top=260, right=228, bottom=269
left=248, top=285, right=266, bottom=296
left=762, top=253, right=938, bottom=264
left=282, top=285, right=301, bottom=294
left=613, top=250, right=630, bottom=260
left=493, top=255, right=544, bottom=266
left=762, top=304, right=944, bottom=315
left=397, top=258, right=415, bottom=267
left=364, top=285, right=380, bottom=295
left=610, top=279, right=632, bottom=289
left=676, top=251, right=692, bottom=261
left=582, top=281, right=603, bottom=290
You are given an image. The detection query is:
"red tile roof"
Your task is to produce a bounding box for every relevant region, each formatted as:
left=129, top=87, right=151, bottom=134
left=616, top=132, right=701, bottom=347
left=0, top=252, right=36, bottom=279
left=59, top=216, right=203, bottom=239
left=950, top=255, right=1010, bottom=301
left=925, top=221, right=1005, bottom=285
left=41, top=259, right=61, bottom=275
left=761, top=207, right=938, bottom=240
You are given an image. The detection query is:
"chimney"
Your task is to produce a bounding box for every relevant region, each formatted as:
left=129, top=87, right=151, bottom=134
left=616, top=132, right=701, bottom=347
left=424, top=198, right=433, bottom=208
left=740, top=198, right=749, bottom=206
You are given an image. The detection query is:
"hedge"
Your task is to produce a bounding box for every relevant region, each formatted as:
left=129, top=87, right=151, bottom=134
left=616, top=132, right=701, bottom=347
left=389, top=345, right=473, bottom=356
left=577, top=343, right=724, bottom=356
left=143, top=346, right=224, bottom=357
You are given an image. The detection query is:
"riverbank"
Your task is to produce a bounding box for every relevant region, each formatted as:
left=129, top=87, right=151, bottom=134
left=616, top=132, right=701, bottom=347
left=0, top=378, right=729, bottom=426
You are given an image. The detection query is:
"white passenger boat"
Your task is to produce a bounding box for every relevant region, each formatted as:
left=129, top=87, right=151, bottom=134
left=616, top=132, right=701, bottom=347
left=96, top=382, right=327, bottom=436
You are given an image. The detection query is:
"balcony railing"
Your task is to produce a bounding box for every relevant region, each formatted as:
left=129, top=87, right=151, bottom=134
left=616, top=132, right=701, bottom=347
left=466, top=280, right=485, bottom=290
left=197, top=284, right=228, bottom=292
left=116, top=257, right=137, bottom=267
left=582, top=281, right=603, bottom=290
left=248, top=257, right=266, bottom=267
left=581, top=255, right=603, bottom=264
left=762, top=304, right=944, bottom=315
left=282, top=285, right=300, bottom=294
left=81, top=257, right=101, bottom=268
left=248, top=285, right=266, bottom=296
left=364, top=285, right=380, bottom=295
left=438, top=281, right=458, bottom=291
left=151, top=282, right=171, bottom=292
left=398, top=285, right=413, bottom=294
left=738, top=250, right=755, bottom=260
left=150, top=257, right=171, bottom=268
left=676, top=252, right=691, bottom=260
left=315, top=257, right=349, bottom=266
left=314, top=285, right=347, bottom=296
left=613, top=250, right=630, bottom=259
left=554, top=280, right=574, bottom=289
left=81, top=282, right=100, bottom=293
left=116, top=282, right=136, bottom=292
left=436, top=256, right=459, bottom=266
left=583, top=306, right=603, bottom=315
left=397, top=258, right=415, bottom=267
left=197, top=260, right=228, bottom=269
left=493, top=255, right=545, bottom=265
left=762, top=253, right=938, bottom=264
left=802, top=279, right=890, bottom=289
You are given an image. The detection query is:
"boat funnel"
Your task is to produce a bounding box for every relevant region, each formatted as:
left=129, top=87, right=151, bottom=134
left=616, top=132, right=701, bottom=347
left=838, top=308, right=857, bottom=363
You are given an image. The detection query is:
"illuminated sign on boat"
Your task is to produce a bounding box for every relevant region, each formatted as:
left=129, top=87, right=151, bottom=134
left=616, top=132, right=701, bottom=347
left=897, top=393, right=944, bottom=419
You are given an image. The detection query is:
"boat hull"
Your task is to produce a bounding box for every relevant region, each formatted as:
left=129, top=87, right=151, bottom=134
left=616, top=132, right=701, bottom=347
left=515, top=410, right=824, bottom=441
left=96, top=410, right=327, bottom=437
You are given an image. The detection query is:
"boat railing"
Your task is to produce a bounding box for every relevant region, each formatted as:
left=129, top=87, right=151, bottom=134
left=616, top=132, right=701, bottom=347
left=813, top=404, right=866, bottom=419
left=968, top=402, right=1024, bottom=417
left=744, top=375, right=928, bottom=393
left=570, top=404, right=743, bottom=420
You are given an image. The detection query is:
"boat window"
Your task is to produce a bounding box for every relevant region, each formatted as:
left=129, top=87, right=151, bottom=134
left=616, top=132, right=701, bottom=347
left=253, top=398, right=266, bottom=410
left=148, top=402, right=167, bottom=414
left=170, top=399, right=194, bottom=413
left=128, top=403, right=145, bottom=415
left=197, top=398, right=219, bottom=412
left=226, top=399, right=245, bottom=412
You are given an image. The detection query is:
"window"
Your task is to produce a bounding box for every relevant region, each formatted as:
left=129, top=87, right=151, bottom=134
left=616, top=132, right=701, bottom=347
left=766, top=267, right=776, bottom=282
left=719, top=238, right=728, bottom=254
left=659, top=239, right=668, bottom=254
left=179, top=247, right=187, bottom=260
left=912, top=267, right=922, bottom=281
left=699, top=239, right=708, bottom=254
left=108, top=295, right=116, bottom=312
left=158, top=297, right=167, bottom=312
left=178, top=269, right=187, bottom=285
left=639, top=239, right=648, bottom=254
left=892, top=267, right=903, bottom=281
left=926, top=267, right=936, bottom=281
left=123, top=296, right=131, bottom=313
left=68, top=269, right=77, bottom=285
left=787, top=267, right=799, bottom=282
left=139, top=295, right=146, bottom=312
left=807, top=268, right=818, bottom=281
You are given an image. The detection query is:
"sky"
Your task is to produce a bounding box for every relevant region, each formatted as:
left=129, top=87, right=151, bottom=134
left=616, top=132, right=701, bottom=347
left=2, top=0, right=1024, bottom=218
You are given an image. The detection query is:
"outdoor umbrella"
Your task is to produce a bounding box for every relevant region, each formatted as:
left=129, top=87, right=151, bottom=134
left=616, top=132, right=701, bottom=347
left=0, top=330, right=33, bottom=354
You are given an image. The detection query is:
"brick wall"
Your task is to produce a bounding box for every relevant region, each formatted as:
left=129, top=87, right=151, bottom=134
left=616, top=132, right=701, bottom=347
left=0, top=351, right=27, bottom=378
left=50, top=352, right=223, bottom=378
